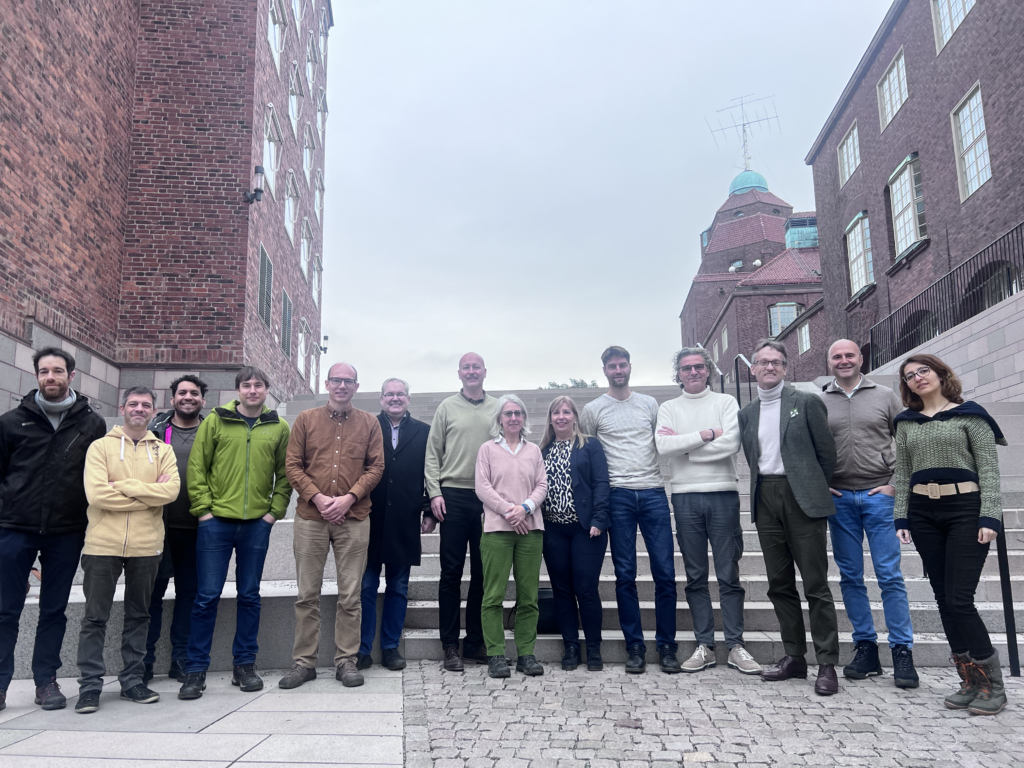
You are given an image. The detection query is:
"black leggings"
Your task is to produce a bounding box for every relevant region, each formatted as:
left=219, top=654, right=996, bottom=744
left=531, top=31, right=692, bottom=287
left=908, top=492, right=994, bottom=658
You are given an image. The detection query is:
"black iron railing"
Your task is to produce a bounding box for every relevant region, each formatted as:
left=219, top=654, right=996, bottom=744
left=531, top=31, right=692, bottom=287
left=870, top=222, right=1024, bottom=369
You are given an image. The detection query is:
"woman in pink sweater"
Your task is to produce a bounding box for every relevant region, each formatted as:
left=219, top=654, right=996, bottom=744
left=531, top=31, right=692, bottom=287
left=475, top=393, right=548, bottom=679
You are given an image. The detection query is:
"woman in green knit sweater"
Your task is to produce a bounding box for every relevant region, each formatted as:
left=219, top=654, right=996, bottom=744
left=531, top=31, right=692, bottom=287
left=893, top=353, right=1007, bottom=715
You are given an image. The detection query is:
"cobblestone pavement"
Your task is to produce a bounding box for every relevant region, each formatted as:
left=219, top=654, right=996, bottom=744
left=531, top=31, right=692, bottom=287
left=403, top=661, right=1024, bottom=767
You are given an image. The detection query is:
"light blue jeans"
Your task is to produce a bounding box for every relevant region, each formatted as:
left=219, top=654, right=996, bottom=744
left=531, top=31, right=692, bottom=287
left=829, top=489, right=913, bottom=647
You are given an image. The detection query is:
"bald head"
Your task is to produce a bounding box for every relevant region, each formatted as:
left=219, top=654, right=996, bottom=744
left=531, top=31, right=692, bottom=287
left=327, top=362, right=358, bottom=381
left=325, top=362, right=359, bottom=410
left=828, top=339, right=862, bottom=386
left=458, top=352, right=487, bottom=394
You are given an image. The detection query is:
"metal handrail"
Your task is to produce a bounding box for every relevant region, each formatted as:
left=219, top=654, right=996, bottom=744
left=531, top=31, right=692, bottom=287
left=694, top=343, right=727, bottom=393
left=733, top=354, right=754, bottom=404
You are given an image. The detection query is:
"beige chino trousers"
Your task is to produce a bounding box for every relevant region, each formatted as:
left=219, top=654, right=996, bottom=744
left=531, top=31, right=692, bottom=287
left=292, top=515, right=370, bottom=668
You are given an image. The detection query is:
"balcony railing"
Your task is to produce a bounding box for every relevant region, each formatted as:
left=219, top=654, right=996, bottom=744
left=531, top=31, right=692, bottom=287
left=870, top=221, right=1024, bottom=369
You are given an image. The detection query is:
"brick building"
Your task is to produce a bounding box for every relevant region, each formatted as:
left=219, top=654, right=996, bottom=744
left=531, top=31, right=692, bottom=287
left=805, top=0, right=1024, bottom=377
left=0, top=0, right=331, bottom=413
left=679, top=171, right=826, bottom=384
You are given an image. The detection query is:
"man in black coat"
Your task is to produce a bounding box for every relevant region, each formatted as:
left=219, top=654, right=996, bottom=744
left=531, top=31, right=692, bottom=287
left=357, top=378, right=431, bottom=671
left=0, top=347, right=107, bottom=712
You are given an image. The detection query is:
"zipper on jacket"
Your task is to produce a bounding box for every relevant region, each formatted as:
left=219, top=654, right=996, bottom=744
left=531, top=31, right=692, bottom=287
left=243, top=418, right=254, bottom=519
left=63, top=433, right=80, bottom=460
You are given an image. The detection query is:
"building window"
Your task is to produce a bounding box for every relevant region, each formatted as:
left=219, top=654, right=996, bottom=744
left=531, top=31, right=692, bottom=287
left=263, top=106, right=283, bottom=196
left=701, top=229, right=709, bottom=248
left=300, top=219, right=311, bottom=278
left=303, top=124, right=315, bottom=183
left=730, top=260, right=743, bottom=270
left=952, top=85, right=992, bottom=200
left=296, top=320, right=308, bottom=375
left=267, top=0, right=287, bottom=71
left=316, top=89, right=328, bottom=144
left=319, top=8, right=329, bottom=59
left=798, top=323, right=811, bottom=354
left=712, top=341, right=719, bottom=363
left=284, top=171, right=300, bottom=243
left=306, top=33, right=318, bottom=94
left=291, top=0, right=303, bottom=25
left=258, top=246, right=273, bottom=329
left=721, top=326, right=728, bottom=354
left=281, top=290, right=293, bottom=356
left=838, top=121, right=860, bottom=187
left=933, top=0, right=976, bottom=50
left=733, top=211, right=744, bottom=218
left=889, top=154, right=927, bottom=258
left=846, top=215, right=875, bottom=295
left=314, top=171, right=325, bottom=223
left=288, top=65, right=304, bottom=135
left=877, top=48, right=909, bottom=130
left=311, top=255, right=321, bottom=308
left=768, top=302, right=802, bottom=337
left=311, top=346, right=320, bottom=392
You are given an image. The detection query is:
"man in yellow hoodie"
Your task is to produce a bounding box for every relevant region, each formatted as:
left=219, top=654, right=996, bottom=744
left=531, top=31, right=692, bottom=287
left=74, top=387, right=179, bottom=714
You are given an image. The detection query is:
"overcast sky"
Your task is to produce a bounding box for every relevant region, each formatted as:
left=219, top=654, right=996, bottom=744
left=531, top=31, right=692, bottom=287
left=319, top=0, right=894, bottom=393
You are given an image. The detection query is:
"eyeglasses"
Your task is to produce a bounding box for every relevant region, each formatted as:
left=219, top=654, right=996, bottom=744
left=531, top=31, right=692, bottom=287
left=903, top=366, right=932, bottom=382
left=382, top=392, right=408, bottom=400
left=678, top=364, right=707, bottom=373
left=754, top=360, right=786, bottom=369
left=501, top=410, right=524, bottom=419
left=328, top=377, right=357, bottom=387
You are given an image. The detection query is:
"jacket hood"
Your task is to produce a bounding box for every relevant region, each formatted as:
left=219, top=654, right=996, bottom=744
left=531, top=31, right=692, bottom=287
left=150, top=409, right=205, bottom=434
left=894, top=401, right=1008, bottom=445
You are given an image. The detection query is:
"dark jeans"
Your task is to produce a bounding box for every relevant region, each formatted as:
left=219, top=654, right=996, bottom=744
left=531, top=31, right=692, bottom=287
left=359, top=559, right=412, bottom=654
left=908, top=492, right=993, bottom=658
left=542, top=521, right=607, bottom=652
left=0, top=528, right=85, bottom=689
left=672, top=491, right=745, bottom=649
left=608, top=487, right=677, bottom=652
left=144, top=527, right=199, bottom=667
left=437, top=487, right=484, bottom=651
left=186, top=517, right=273, bottom=673
left=756, top=476, right=839, bottom=665
left=77, top=554, right=162, bottom=693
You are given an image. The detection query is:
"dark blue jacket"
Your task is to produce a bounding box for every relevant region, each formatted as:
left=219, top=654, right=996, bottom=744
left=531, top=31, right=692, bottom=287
left=541, top=437, right=610, bottom=532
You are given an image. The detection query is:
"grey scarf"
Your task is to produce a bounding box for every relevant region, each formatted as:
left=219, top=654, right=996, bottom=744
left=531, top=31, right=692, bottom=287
left=35, top=389, right=77, bottom=430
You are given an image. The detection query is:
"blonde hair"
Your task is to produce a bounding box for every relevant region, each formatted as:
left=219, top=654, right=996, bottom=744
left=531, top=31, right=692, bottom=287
left=540, top=395, right=589, bottom=450
left=492, top=393, right=531, bottom=438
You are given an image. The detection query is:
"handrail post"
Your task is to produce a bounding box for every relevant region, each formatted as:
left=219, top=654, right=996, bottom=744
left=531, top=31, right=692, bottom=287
left=997, top=533, right=1021, bottom=676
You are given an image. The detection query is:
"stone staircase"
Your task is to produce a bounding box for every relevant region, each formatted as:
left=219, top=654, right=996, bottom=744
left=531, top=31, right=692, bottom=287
left=12, top=380, right=1024, bottom=677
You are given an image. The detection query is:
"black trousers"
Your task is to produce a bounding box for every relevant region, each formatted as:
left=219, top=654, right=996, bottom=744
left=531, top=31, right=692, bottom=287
left=144, top=527, right=200, bottom=667
left=437, top=487, right=484, bottom=650
left=908, top=492, right=994, bottom=658
left=542, top=520, right=607, bottom=652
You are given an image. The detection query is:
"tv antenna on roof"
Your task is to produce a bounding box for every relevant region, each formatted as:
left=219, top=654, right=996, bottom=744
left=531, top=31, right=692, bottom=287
left=706, top=94, right=781, bottom=171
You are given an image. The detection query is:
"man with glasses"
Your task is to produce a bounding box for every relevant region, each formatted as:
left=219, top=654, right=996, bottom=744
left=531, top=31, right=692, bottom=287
left=281, top=363, right=384, bottom=688
left=356, top=378, right=430, bottom=671
left=822, top=340, right=917, bottom=688
left=656, top=348, right=760, bottom=675
left=425, top=353, right=496, bottom=671
left=737, top=340, right=840, bottom=695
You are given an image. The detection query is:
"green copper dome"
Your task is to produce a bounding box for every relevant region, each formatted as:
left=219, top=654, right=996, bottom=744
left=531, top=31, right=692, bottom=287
left=728, top=169, right=769, bottom=196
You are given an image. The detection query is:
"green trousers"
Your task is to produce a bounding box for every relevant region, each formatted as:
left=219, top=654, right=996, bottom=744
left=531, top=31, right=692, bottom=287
left=480, top=530, right=544, bottom=657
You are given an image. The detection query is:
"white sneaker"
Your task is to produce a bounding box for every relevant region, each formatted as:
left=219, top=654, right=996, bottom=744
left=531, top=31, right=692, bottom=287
left=728, top=646, right=762, bottom=675
left=681, top=644, right=716, bottom=673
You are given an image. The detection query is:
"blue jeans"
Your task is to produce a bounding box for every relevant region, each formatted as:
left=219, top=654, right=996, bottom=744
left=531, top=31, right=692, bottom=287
left=608, top=487, right=677, bottom=652
left=0, top=528, right=85, bottom=689
left=186, top=517, right=273, bottom=672
left=829, top=489, right=913, bottom=647
left=359, top=559, right=411, bottom=655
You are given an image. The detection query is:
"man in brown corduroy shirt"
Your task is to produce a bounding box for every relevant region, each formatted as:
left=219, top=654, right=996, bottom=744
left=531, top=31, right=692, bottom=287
left=281, top=362, right=384, bottom=688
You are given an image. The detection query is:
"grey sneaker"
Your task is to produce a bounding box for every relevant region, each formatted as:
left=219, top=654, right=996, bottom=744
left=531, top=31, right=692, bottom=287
left=336, top=659, right=364, bottom=688
left=681, top=644, right=716, bottom=673
left=727, top=646, right=762, bottom=675
left=278, top=663, right=317, bottom=690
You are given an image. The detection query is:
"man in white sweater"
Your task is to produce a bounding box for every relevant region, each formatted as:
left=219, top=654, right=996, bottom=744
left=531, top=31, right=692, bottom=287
left=656, top=348, right=761, bottom=676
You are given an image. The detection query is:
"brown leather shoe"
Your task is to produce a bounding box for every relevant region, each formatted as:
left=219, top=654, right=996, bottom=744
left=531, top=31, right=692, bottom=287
left=814, top=664, right=839, bottom=696
left=761, top=655, right=808, bottom=681
left=443, top=646, right=464, bottom=672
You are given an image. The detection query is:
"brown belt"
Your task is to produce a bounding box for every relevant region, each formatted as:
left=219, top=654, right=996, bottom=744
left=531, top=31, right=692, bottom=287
left=911, top=481, right=980, bottom=499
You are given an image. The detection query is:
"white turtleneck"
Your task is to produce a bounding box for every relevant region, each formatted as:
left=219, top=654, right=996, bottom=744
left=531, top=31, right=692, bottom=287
left=757, top=380, right=785, bottom=475
left=655, top=386, right=740, bottom=494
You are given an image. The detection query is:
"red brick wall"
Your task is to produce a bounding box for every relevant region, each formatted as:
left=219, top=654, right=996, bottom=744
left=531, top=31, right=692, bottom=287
left=0, top=0, right=140, bottom=356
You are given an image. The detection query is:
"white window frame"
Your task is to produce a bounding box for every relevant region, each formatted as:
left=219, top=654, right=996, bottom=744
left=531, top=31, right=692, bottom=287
left=291, top=0, right=303, bottom=26
left=932, top=0, right=977, bottom=52
left=319, top=8, right=329, bottom=60
left=281, top=290, right=293, bottom=356
left=306, top=32, right=318, bottom=95
left=721, top=326, right=728, bottom=355
left=258, top=246, right=273, bottom=329
left=888, top=155, right=927, bottom=258
left=296, top=320, right=308, bottom=375
left=316, top=89, right=328, bottom=144
left=267, top=0, right=287, bottom=72
left=311, top=344, right=320, bottom=392
left=300, top=218, right=311, bottom=278
left=798, top=323, right=811, bottom=354
left=846, top=213, right=875, bottom=296
left=837, top=120, right=861, bottom=188
left=314, top=171, right=324, bottom=223
left=302, top=124, right=315, bottom=184
left=288, top=64, right=304, bottom=136
left=311, top=255, right=321, bottom=308
left=712, top=341, right=719, bottom=363
left=877, top=47, right=909, bottom=131
left=284, top=171, right=300, bottom=243
left=768, top=303, right=801, bottom=337
left=951, top=83, right=992, bottom=201
left=263, top=106, right=284, bottom=197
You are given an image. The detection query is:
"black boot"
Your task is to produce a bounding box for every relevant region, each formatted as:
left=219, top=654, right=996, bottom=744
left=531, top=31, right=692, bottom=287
left=891, top=644, right=919, bottom=689
left=516, top=655, right=544, bottom=676
left=625, top=644, right=646, bottom=674
left=586, top=645, right=603, bottom=672
left=488, top=656, right=510, bottom=679
left=561, top=645, right=581, bottom=671
left=842, top=640, right=882, bottom=680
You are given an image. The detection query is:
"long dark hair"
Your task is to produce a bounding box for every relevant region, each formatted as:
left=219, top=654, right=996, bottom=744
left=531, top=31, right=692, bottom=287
left=898, top=353, right=964, bottom=411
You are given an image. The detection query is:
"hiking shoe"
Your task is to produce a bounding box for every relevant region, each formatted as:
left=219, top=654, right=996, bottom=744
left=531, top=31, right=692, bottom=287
left=728, top=646, right=762, bottom=675
left=625, top=645, right=646, bottom=674
left=443, top=646, right=464, bottom=672
left=336, top=659, right=364, bottom=687
left=488, top=656, right=510, bottom=679
left=168, top=660, right=186, bottom=682
left=278, top=663, right=317, bottom=690
left=178, top=671, right=207, bottom=700
left=382, top=648, right=407, bottom=671
left=682, top=644, right=716, bottom=673
left=232, top=663, right=264, bottom=692
left=142, top=662, right=154, bottom=684
left=842, top=640, right=882, bottom=680
left=34, top=677, right=66, bottom=710
left=891, top=644, right=919, bottom=689
left=120, top=684, right=160, bottom=704
left=462, top=645, right=488, bottom=665
left=75, top=690, right=100, bottom=714
left=968, top=651, right=1007, bottom=715
left=356, top=653, right=372, bottom=671
left=516, top=655, right=544, bottom=676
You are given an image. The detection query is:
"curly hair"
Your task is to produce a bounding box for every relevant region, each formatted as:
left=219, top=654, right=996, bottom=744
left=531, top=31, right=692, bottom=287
left=898, top=353, right=964, bottom=411
left=671, top=347, right=716, bottom=386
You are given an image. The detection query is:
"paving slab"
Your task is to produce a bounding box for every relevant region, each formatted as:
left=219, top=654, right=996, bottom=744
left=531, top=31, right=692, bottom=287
left=238, top=692, right=402, bottom=712
left=205, top=710, right=402, bottom=735
left=0, top=730, right=266, bottom=761
left=239, top=733, right=403, bottom=764
left=0, top=760, right=232, bottom=768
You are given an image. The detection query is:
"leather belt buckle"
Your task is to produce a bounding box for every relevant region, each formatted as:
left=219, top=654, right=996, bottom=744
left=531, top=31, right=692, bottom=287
left=927, top=482, right=941, bottom=500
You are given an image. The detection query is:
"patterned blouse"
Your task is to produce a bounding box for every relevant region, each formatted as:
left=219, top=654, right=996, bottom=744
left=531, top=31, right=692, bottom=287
left=543, top=439, right=578, bottom=524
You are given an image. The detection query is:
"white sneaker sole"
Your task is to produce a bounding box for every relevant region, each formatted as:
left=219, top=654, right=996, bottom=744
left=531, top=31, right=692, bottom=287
left=682, top=660, right=716, bottom=673
left=728, top=662, right=764, bottom=675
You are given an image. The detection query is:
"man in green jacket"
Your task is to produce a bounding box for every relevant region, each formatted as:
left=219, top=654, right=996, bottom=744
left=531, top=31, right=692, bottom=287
left=178, top=367, right=292, bottom=700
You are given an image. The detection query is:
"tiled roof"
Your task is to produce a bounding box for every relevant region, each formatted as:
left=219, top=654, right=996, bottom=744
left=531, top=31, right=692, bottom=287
left=738, top=248, right=821, bottom=286
left=692, top=273, right=744, bottom=283
left=706, top=213, right=787, bottom=254
left=789, top=211, right=816, bottom=220
left=716, top=189, right=792, bottom=214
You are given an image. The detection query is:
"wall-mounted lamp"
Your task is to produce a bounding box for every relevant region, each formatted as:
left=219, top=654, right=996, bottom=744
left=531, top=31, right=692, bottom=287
left=243, top=165, right=265, bottom=204
left=320, top=335, right=329, bottom=354
left=752, top=259, right=762, bottom=267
